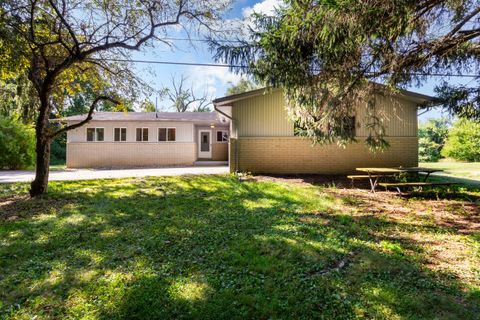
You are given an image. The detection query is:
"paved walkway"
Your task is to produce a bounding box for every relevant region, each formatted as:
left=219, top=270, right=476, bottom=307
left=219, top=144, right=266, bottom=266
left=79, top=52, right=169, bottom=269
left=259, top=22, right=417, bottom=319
left=0, top=166, right=229, bottom=183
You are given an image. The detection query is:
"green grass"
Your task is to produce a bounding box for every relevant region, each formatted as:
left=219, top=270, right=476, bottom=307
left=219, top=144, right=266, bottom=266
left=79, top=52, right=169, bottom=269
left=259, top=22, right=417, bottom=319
left=0, top=175, right=479, bottom=319
left=420, top=160, right=480, bottom=183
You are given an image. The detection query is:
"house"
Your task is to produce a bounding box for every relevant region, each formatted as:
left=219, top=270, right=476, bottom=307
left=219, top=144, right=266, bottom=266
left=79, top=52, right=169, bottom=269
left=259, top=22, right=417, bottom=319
left=213, top=87, right=432, bottom=174
left=62, top=112, right=230, bottom=168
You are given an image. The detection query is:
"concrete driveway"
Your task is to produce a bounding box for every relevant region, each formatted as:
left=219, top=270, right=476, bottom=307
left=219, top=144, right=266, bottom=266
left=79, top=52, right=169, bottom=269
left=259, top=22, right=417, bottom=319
left=0, top=166, right=229, bottom=183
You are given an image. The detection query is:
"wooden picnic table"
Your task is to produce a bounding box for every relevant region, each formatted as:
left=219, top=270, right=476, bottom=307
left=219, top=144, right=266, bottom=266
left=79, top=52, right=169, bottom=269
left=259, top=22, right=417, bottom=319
left=356, top=167, right=443, bottom=192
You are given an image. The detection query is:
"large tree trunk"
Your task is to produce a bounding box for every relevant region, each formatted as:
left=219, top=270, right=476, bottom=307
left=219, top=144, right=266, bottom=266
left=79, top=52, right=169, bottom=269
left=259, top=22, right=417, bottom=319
left=30, top=135, right=51, bottom=197
left=30, top=90, right=52, bottom=197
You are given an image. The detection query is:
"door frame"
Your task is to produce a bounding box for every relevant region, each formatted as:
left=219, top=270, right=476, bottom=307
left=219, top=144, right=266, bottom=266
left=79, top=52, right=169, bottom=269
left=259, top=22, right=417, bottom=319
left=198, top=130, right=212, bottom=159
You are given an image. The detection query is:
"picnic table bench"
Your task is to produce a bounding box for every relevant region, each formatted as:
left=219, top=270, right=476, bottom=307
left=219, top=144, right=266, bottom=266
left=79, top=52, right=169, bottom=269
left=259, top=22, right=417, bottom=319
left=379, top=181, right=457, bottom=194
left=347, top=174, right=395, bottom=187
left=355, top=167, right=444, bottom=192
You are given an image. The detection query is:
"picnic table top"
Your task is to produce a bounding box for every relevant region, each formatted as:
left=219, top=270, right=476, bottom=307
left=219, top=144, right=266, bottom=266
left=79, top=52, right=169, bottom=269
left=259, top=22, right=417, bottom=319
left=356, top=167, right=443, bottom=174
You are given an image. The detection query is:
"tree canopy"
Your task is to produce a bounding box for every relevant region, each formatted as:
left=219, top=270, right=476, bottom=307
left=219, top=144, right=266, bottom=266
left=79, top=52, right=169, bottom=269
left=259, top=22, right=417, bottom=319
left=442, top=118, right=480, bottom=161
left=418, top=117, right=450, bottom=162
left=213, top=0, right=480, bottom=148
left=225, top=78, right=259, bottom=95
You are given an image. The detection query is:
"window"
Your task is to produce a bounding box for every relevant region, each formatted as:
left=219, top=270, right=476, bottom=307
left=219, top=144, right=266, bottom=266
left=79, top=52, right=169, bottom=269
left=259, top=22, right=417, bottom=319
left=158, top=128, right=176, bottom=141
left=216, top=130, right=229, bottom=142
left=136, top=128, right=148, bottom=142
left=86, top=128, right=104, bottom=142
left=114, top=128, right=127, bottom=142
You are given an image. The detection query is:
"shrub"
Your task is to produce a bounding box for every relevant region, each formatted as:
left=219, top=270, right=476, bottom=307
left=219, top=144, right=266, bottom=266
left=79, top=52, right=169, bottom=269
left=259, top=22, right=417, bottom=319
left=50, top=133, right=66, bottom=165
left=418, top=118, right=449, bottom=162
left=442, top=118, right=480, bottom=162
left=0, top=116, right=36, bottom=169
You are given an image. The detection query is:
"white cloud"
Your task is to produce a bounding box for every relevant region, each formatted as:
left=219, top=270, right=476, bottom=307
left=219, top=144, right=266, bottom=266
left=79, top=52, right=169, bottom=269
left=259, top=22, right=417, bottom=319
left=242, top=0, right=283, bottom=18
left=187, top=66, right=243, bottom=98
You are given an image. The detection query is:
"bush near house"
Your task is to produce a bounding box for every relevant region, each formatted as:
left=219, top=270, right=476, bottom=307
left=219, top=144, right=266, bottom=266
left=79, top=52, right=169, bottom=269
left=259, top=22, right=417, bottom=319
left=0, top=116, right=35, bottom=169
left=442, top=118, right=480, bottom=162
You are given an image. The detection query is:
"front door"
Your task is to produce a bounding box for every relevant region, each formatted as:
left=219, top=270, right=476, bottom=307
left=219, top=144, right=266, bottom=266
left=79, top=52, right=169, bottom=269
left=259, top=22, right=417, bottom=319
left=198, top=130, right=212, bottom=158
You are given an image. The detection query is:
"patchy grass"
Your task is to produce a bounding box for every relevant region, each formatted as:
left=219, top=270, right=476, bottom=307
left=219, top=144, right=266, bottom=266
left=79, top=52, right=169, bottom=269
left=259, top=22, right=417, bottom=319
left=420, top=161, right=480, bottom=183
left=0, top=175, right=479, bottom=319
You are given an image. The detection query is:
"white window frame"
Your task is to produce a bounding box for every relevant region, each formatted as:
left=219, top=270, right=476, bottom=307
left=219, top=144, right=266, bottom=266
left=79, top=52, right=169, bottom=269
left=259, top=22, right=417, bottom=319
left=158, top=127, right=176, bottom=142
left=216, top=130, right=229, bottom=143
left=113, top=127, right=127, bottom=142
left=136, top=127, right=149, bottom=142
left=86, top=127, right=105, bottom=142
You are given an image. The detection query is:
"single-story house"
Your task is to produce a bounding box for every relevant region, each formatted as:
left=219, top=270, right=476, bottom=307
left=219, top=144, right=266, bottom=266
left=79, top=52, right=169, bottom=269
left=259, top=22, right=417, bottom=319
left=213, top=87, right=433, bottom=174
left=62, top=112, right=230, bottom=168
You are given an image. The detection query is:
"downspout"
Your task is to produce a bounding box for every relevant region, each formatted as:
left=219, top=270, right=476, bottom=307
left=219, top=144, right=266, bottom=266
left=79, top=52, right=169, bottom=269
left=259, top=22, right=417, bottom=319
left=214, top=104, right=239, bottom=174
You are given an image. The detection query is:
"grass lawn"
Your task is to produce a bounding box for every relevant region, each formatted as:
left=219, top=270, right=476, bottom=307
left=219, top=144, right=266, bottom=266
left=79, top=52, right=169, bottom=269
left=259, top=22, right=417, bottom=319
left=420, top=161, right=480, bottom=183
left=0, top=175, right=479, bottom=319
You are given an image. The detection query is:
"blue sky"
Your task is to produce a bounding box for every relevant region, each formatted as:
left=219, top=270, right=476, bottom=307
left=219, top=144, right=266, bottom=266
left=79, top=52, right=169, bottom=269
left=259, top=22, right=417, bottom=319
left=130, top=0, right=468, bottom=121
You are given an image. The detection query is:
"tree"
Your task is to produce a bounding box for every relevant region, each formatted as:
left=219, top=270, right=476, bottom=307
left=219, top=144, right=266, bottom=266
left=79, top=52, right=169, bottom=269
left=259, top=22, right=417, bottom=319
left=442, top=118, right=480, bottom=162
left=1, top=0, right=228, bottom=196
left=213, top=0, right=480, bottom=149
left=225, top=78, right=258, bottom=95
left=166, top=75, right=212, bottom=112
left=418, top=118, right=450, bottom=162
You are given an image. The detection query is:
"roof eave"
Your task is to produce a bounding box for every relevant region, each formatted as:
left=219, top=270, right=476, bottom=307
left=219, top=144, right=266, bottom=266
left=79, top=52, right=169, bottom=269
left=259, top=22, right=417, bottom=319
left=213, top=85, right=436, bottom=107
left=213, top=87, right=281, bottom=106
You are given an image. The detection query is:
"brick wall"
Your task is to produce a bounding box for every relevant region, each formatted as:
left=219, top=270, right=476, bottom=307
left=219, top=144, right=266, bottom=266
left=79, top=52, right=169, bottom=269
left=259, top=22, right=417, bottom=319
left=229, top=137, right=418, bottom=174
left=67, top=142, right=196, bottom=168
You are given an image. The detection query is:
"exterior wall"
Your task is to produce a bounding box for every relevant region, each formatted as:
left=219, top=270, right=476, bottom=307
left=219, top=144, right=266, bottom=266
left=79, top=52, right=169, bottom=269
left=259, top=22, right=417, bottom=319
left=66, top=120, right=230, bottom=168
left=231, top=90, right=294, bottom=137
left=230, top=90, right=418, bottom=138
left=355, top=95, right=418, bottom=137
left=67, top=142, right=196, bottom=168
left=67, top=120, right=194, bottom=143
left=212, top=143, right=228, bottom=161
left=229, top=137, right=418, bottom=174
left=193, top=125, right=229, bottom=160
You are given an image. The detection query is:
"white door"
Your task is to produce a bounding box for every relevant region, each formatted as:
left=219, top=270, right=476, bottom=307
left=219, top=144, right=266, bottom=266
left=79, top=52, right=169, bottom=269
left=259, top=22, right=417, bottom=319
left=198, top=130, right=212, bottom=158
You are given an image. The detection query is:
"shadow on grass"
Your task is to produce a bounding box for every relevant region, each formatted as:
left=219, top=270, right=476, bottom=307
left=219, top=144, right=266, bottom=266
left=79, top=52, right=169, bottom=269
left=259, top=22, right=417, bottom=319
left=0, top=175, right=479, bottom=319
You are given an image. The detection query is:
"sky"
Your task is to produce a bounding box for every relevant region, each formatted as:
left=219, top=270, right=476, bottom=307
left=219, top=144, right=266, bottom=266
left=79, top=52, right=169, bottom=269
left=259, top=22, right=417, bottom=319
left=129, top=0, right=469, bottom=121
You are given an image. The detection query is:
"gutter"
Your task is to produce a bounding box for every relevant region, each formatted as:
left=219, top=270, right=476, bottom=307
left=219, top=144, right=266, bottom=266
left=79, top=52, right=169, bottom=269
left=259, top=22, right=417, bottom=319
left=213, top=104, right=240, bottom=174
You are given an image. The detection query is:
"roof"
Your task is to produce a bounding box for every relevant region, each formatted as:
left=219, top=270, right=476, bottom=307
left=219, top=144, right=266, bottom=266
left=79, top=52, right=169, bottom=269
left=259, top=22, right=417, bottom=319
left=213, top=86, right=435, bottom=107
left=58, top=111, right=224, bottom=122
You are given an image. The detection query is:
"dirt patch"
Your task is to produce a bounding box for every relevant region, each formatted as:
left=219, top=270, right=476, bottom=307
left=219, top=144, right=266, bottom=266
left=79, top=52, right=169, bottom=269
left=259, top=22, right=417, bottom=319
left=253, top=174, right=370, bottom=189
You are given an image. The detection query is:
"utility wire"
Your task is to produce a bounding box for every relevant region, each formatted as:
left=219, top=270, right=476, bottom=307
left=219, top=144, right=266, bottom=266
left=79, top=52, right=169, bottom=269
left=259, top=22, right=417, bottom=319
left=89, top=57, right=479, bottom=78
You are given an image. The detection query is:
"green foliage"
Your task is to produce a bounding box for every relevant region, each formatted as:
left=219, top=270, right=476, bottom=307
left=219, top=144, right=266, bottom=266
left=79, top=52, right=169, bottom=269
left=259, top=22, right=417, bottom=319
left=225, top=79, right=259, bottom=95
left=214, top=0, right=480, bottom=147
left=418, top=118, right=450, bottom=162
left=0, top=116, right=35, bottom=169
left=0, top=75, right=37, bottom=123
left=50, top=133, right=66, bottom=165
left=140, top=100, right=157, bottom=112
left=442, top=119, right=480, bottom=162
left=0, top=176, right=478, bottom=318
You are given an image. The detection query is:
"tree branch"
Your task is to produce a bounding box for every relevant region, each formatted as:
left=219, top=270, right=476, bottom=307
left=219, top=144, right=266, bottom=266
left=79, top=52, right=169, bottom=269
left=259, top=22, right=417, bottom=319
left=49, top=95, right=120, bottom=138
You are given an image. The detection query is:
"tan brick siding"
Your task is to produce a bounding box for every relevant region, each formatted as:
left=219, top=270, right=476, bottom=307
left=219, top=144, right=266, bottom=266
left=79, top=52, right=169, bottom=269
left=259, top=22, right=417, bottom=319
left=211, top=143, right=228, bottom=161
left=229, top=137, right=418, bottom=174
left=67, top=142, right=196, bottom=168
